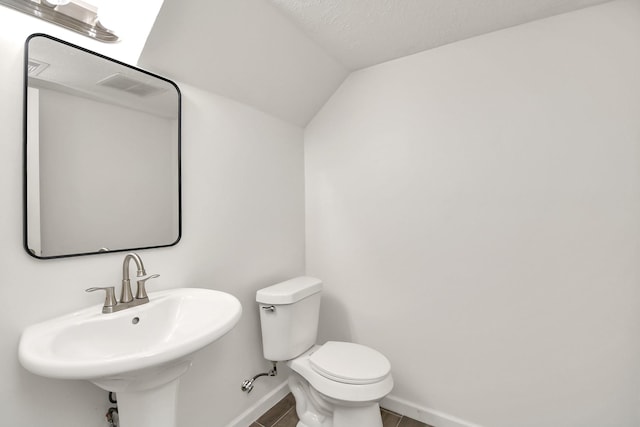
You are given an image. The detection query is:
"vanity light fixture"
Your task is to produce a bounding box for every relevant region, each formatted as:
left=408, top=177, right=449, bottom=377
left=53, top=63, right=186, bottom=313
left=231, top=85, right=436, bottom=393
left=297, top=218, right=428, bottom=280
left=0, top=0, right=119, bottom=42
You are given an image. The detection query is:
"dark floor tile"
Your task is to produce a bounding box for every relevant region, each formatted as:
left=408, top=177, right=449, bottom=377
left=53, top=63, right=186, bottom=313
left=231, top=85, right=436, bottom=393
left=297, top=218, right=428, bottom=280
left=272, top=408, right=299, bottom=427
left=250, top=423, right=263, bottom=427
left=381, top=408, right=402, bottom=427
left=256, top=393, right=296, bottom=427
left=398, top=416, right=434, bottom=427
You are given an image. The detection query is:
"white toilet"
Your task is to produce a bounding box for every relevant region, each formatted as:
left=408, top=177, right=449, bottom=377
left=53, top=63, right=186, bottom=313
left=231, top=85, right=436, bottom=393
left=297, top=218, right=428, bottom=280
left=256, top=276, right=393, bottom=427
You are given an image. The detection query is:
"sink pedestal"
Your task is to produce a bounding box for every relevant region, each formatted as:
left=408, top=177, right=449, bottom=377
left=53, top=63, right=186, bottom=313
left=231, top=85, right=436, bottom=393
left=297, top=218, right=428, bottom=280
left=117, top=379, right=180, bottom=427
left=92, top=359, right=192, bottom=427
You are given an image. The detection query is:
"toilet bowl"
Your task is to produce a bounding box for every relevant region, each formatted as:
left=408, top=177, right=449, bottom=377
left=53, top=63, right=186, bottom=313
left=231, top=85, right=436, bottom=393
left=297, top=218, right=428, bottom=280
left=256, top=277, right=394, bottom=427
left=288, top=343, right=393, bottom=427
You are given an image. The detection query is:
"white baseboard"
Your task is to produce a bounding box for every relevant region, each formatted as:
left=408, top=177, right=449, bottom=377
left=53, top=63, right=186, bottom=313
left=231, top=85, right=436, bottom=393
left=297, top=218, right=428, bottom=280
left=225, top=380, right=290, bottom=427
left=381, top=394, right=483, bottom=427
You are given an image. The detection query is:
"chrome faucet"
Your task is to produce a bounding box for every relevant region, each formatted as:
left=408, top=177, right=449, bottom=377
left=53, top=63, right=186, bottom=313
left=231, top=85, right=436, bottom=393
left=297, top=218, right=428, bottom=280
left=86, top=252, right=159, bottom=313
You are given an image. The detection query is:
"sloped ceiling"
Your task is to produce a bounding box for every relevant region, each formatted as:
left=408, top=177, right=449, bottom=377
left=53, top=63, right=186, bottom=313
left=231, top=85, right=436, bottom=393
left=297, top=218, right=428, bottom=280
left=269, top=0, right=614, bottom=70
left=139, top=0, right=612, bottom=127
left=138, top=0, right=347, bottom=127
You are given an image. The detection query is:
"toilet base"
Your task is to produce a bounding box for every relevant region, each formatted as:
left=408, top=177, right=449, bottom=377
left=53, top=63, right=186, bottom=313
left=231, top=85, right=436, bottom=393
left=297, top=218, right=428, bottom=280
left=288, top=373, right=384, bottom=427
left=332, top=404, right=383, bottom=427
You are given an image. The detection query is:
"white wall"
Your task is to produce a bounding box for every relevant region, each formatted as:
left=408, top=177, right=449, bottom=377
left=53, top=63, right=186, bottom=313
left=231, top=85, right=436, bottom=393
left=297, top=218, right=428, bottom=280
left=305, top=1, right=640, bottom=426
left=0, top=9, right=304, bottom=427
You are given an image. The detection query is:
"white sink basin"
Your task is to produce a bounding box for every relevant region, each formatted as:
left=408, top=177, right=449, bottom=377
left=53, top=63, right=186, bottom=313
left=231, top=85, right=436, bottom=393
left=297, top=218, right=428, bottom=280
left=19, top=287, right=242, bottom=379
left=18, top=287, right=242, bottom=427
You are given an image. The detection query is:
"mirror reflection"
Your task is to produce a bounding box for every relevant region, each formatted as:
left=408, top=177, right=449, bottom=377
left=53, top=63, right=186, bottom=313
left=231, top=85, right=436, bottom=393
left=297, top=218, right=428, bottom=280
left=24, top=33, right=181, bottom=259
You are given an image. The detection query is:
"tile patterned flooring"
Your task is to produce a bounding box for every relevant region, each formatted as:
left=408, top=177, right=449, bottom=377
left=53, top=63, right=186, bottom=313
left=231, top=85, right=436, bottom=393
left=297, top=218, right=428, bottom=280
left=251, top=393, right=433, bottom=427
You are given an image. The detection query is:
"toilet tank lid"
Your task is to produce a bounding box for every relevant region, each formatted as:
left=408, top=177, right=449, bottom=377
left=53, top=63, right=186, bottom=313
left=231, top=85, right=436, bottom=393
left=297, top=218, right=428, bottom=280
left=256, top=276, right=322, bottom=304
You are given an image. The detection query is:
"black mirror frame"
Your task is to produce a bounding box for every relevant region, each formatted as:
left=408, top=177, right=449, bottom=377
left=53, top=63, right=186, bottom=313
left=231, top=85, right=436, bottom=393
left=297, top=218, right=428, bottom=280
left=23, top=33, right=182, bottom=259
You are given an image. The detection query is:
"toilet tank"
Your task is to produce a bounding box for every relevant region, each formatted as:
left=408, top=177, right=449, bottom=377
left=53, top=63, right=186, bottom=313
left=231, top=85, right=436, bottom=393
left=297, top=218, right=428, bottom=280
left=256, top=276, right=322, bottom=361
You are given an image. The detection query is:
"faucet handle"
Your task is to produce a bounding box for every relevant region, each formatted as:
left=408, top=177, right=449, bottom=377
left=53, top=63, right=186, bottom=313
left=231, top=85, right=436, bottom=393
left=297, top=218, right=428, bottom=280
left=135, top=274, right=160, bottom=301
left=86, top=286, right=117, bottom=313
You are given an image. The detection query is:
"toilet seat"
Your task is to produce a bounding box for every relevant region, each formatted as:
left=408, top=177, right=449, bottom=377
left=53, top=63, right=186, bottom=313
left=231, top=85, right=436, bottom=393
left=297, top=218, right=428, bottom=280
left=309, top=341, right=391, bottom=385
left=288, top=344, right=394, bottom=403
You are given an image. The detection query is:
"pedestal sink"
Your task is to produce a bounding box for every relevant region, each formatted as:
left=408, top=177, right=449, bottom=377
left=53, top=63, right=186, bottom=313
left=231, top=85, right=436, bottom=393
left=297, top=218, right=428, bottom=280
left=18, top=287, right=242, bottom=427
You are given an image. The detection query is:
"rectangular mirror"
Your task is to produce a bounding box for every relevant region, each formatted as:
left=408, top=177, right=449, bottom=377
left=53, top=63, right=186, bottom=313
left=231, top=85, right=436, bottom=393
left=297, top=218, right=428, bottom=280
left=24, top=33, right=181, bottom=259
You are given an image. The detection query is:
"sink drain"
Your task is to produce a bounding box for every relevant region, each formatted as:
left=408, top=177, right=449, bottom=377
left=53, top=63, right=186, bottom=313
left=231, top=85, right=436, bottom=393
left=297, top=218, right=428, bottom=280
left=131, top=317, right=140, bottom=325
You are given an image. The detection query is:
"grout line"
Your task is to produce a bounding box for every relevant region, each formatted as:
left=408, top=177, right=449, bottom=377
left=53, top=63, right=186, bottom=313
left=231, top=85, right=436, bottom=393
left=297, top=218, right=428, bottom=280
left=271, top=407, right=295, bottom=427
